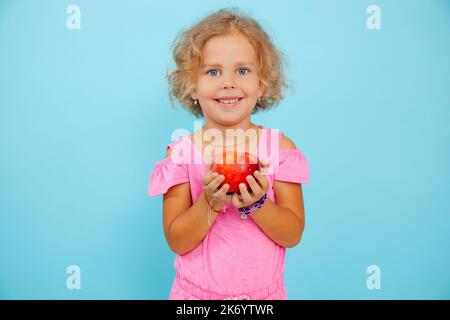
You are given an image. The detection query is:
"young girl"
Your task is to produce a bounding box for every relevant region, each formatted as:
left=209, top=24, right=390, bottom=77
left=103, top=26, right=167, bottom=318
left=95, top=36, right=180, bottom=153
left=148, top=8, right=309, bottom=300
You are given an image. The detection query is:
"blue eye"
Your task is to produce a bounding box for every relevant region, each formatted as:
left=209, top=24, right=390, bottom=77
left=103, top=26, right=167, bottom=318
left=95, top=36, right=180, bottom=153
left=206, top=68, right=250, bottom=77
left=207, top=69, right=219, bottom=77
left=238, top=68, right=249, bottom=76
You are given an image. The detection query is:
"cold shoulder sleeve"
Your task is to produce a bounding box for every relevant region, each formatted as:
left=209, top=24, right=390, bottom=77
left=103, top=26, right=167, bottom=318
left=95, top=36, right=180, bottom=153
left=273, top=148, right=310, bottom=184
left=148, top=139, right=190, bottom=196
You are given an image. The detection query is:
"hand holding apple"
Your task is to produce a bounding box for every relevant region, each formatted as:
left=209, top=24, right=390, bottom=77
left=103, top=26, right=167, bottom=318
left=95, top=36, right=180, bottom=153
left=211, top=150, right=259, bottom=194
left=230, top=157, right=270, bottom=209
left=202, top=158, right=233, bottom=213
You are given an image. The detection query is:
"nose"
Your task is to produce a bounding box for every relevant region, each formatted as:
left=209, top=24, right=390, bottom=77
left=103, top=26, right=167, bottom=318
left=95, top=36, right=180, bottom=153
left=221, top=71, right=236, bottom=89
left=222, top=82, right=235, bottom=89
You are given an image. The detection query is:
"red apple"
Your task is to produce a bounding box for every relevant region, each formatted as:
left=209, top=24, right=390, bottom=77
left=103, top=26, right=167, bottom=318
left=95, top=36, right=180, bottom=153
left=211, top=150, right=259, bottom=194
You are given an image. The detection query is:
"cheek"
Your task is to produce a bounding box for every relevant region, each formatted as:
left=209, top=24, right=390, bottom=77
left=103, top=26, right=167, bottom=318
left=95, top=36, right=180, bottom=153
left=195, top=80, right=212, bottom=97
left=240, top=79, right=260, bottom=95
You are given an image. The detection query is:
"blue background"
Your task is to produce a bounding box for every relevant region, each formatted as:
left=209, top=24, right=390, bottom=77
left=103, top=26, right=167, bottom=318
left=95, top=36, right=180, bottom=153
left=1, top=0, right=449, bottom=299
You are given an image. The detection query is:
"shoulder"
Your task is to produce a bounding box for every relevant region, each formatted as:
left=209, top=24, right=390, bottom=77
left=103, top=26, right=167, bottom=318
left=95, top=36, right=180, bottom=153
left=279, top=133, right=297, bottom=150
left=164, top=134, right=190, bottom=158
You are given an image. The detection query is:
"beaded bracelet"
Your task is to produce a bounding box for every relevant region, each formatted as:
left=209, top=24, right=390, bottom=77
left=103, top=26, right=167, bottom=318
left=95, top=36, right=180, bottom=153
left=238, top=193, right=268, bottom=219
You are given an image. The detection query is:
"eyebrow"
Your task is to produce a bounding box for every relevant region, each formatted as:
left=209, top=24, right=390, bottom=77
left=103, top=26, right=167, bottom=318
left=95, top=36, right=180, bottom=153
left=201, top=62, right=256, bottom=68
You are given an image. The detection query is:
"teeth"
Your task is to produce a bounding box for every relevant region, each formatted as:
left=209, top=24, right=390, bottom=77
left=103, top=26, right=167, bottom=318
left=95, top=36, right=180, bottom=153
left=219, top=98, right=240, bottom=104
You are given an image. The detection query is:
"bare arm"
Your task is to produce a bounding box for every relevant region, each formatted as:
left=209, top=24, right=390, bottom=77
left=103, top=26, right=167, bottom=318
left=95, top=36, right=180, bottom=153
left=230, top=135, right=306, bottom=248
left=249, top=182, right=305, bottom=248
left=162, top=148, right=230, bottom=255
left=163, top=184, right=214, bottom=255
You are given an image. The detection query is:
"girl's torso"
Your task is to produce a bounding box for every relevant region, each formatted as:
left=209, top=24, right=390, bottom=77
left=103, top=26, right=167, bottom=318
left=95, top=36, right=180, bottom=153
left=171, top=124, right=286, bottom=296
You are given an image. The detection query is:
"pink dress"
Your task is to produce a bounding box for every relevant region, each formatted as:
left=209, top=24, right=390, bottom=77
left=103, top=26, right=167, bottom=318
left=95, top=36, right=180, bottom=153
left=148, top=125, right=309, bottom=300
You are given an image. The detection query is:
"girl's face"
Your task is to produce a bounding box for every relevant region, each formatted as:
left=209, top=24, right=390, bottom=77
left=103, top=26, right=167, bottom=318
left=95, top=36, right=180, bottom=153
left=191, top=32, right=265, bottom=127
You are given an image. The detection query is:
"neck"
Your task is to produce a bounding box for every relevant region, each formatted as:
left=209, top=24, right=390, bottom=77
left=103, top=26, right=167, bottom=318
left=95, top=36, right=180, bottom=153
left=200, top=117, right=259, bottom=148
left=203, top=117, right=253, bottom=138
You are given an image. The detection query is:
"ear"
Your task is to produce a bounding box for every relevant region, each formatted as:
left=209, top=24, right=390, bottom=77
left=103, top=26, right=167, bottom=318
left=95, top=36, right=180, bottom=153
left=258, top=80, right=267, bottom=98
left=190, top=88, right=198, bottom=100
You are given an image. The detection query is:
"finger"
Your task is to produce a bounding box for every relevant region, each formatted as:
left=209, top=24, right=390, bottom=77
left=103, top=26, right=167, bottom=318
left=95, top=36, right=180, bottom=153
left=246, top=175, right=263, bottom=196
left=207, top=174, right=226, bottom=192
left=231, top=192, right=245, bottom=208
left=202, top=170, right=219, bottom=186
left=253, top=170, right=269, bottom=192
left=239, top=183, right=253, bottom=204
left=214, top=183, right=230, bottom=199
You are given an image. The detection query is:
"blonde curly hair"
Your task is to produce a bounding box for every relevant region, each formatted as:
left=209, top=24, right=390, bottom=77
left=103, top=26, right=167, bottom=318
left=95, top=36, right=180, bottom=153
left=166, top=7, right=291, bottom=118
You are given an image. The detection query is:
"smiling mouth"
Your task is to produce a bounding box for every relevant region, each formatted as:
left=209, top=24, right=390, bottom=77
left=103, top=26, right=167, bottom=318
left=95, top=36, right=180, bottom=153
left=214, top=98, right=243, bottom=107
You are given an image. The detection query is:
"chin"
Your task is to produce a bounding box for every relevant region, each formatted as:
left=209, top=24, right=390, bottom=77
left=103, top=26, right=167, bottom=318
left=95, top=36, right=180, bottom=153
left=216, top=113, right=248, bottom=124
